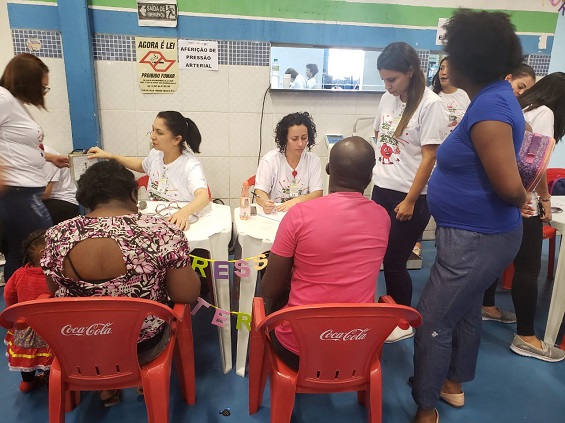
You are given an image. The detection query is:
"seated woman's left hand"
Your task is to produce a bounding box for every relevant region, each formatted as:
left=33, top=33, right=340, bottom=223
left=276, top=198, right=300, bottom=212
left=168, top=209, right=191, bottom=231
left=394, top=199, right=415, bottom=221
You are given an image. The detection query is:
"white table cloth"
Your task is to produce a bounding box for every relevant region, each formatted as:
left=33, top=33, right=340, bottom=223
left=544, top=196, right=565, bottom=345
left=233, top=207, right=284, bottom=376
left=141, top=201, right=233, bottom=373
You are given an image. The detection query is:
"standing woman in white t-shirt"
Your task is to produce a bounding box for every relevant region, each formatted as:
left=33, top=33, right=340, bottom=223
left=412, top=56, right=471, bottom=257
left=431, top=56, right=470, bottom=134
left=482, top=73, right=565, bottom=362
left=372, top=42, right=448, bottom=342
left=0, top=53, right=69, bottom=282
left=254, top=112, right=323, bottom=214
left=88, top=111, right=209, bottom=230
left=43, top=144, right=80, bottom=225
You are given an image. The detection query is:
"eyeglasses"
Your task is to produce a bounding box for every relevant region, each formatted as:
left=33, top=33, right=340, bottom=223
left=152, top=202, right=199, bottom=224
left=42, top=85, right=51, bottom=94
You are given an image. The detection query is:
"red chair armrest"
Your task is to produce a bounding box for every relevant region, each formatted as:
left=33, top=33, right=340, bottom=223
left=37, top=293, right=53, bottom=300
left=378, top=295, right=397, bottom=304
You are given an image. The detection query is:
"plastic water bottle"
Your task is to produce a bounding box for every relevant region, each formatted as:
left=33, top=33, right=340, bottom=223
left=529, top=191, right=539, bottom=216
left=240, top=181, right=251, bottom=220
left=271, top=58, right=280, bottom=88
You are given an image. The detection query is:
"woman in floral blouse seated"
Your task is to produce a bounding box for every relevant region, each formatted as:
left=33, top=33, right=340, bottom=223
left=41, top=159, right=200, bottom=407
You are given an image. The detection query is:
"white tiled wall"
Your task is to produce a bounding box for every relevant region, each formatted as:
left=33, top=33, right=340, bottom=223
left=27, top=58, right=73, bottom=156
left=30, top=58, right=382, bottom=204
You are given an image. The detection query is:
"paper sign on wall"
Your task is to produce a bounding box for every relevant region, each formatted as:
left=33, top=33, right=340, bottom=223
left=178, top=40, right=219, bottom=71
left=436, top=18, right=448, bottom=46
left=136, top=37, right=179, bottom=93
left=137, top=0, right=178, bottom=27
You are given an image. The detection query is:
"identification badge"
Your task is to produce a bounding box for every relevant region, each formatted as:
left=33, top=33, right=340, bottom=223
left=157, top=176, right=168, bottom=193
left=289, top=182, right=299, bottom=198
left=390, top=115, right=402, bottom=134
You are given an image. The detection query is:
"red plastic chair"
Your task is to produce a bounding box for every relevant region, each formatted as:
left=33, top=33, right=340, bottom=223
left=137, top=175, right=149, bottom=189
left=0, top=297, right=195, bottom=422
left=502, top=225, right=558, bottom=289
left=248, top=296, right=422, bottom=423
left=247, top=175, right=256, bottom=202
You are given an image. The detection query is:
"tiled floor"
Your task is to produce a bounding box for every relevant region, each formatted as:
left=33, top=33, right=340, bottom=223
left=1, top=241, right=565, bottom=422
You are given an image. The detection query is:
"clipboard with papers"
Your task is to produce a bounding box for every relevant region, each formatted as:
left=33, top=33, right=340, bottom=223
left=68, top=153, right=100, bottom=183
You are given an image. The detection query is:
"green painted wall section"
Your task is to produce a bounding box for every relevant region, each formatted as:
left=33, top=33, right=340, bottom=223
left=25, top=0, right=559, bottom=33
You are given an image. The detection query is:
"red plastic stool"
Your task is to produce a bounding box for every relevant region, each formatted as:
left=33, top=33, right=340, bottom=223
left=502, top=225, right=558, bottom=290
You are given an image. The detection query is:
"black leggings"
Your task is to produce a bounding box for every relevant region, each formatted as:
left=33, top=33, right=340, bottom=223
left=43, top=199, right=80, bottom=225
left=371, top=186, right=431, bottom=306
left=21, top=371, right=36, bottom=382
left=482, top=217, right=542, bottom=336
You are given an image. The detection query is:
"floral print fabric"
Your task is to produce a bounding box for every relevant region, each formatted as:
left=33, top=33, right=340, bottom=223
left=41, top=213, right=191, bottom=342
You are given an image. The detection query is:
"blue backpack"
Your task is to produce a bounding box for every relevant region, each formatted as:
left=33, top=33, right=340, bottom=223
left=550, top=178, right=565, bottom=196
left=547, top=169, right=565, bottom=195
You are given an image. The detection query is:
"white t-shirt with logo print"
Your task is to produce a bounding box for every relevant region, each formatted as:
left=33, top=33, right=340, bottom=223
left=255, top=149, right=323, bottom=203
left=439, top=89, right=471, bottom=134
left=142, top=148, right=208, bottom=202
left=372, top=88, right=449, bottom=194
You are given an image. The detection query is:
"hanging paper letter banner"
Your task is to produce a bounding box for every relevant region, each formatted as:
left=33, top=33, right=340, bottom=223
left=191, top=297, right=252, bottom=332
left=136, top=36, right=179, bottom=94
left=137, top=0, right=178, bottom=27
left=179, top=40, right=219, bottom=70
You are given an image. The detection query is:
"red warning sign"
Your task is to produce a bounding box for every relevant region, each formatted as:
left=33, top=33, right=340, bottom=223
left=139, top=51, right=176, bottom=72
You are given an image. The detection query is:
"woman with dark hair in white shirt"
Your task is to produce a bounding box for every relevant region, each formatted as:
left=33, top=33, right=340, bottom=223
left=0, top=53, right=68, bottom=282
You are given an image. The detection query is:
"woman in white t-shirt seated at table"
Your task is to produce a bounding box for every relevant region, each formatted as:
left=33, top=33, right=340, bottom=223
left=88, top=111, right=209, bottom=230
left=254, top=112, right=323, bottom=214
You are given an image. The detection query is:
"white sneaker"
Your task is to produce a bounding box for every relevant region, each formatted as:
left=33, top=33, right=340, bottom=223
left=385, top=326, right=414, bottom=343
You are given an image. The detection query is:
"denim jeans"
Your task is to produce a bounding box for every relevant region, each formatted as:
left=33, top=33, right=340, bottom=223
left=371, top=186, right=431, bottom=306
left=0, top=187, right=52, bottom=281
left=412, top=225, right=522, bottom=410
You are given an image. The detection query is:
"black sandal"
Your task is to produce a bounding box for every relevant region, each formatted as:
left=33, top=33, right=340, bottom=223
left=99, top=389, right=121, bottom=407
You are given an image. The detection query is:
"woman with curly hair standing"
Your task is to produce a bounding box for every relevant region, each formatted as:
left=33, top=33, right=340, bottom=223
left=412, top=10, right=529, bottom=422
left=254, top=112, right=323, bottom=214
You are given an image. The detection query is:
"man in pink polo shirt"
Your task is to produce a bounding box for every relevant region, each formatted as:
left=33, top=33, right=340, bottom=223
left=262, top=136, right=391, bottom=369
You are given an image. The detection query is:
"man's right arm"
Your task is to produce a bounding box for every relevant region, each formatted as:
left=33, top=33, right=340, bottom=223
left=261, top=209, right=298, bottom=299
left=261, top=252, right=293, bottom=299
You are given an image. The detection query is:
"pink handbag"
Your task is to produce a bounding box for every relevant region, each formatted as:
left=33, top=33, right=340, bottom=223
left=518, top=131, right=555, bottom=192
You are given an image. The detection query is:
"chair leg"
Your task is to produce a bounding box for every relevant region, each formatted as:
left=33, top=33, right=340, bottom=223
left=269, top=370, right=296, bottom=423
left=142, top=374, right=171, bottom=423
left=173, top=327, right=196, bottom=405
left=367, top=366, right=383, bottom=423
left=249, top=331, right=268, bottom=413
left=64, top=390, right=80, bottom=412
left=49, top=366, right=66, bottom=423
left=357, top=390, right=366, bottom=406
left=548, top=236, right=556, bottom=279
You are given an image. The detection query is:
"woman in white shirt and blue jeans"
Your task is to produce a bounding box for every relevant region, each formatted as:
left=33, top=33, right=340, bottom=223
left=0, top=53, right=68, bottom=282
